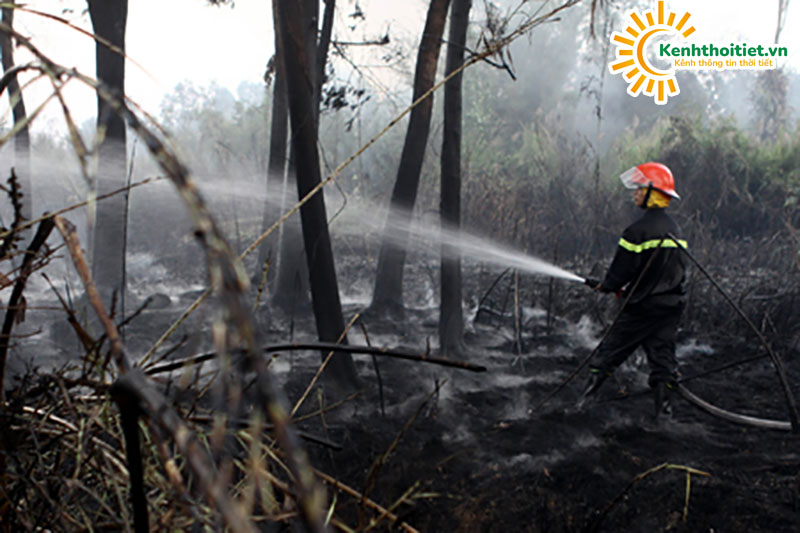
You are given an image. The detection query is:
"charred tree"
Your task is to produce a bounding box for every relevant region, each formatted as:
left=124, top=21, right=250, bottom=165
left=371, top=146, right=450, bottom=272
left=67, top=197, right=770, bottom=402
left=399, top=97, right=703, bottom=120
left=256, top=19, right=289, bottom=288
left=271, top=0, right=316, bottom=312
left=271, top=160, right=311, bottom=311
left=0, top=3, right=32, bottom=244
left=275, top=0, right=359, bottom=389
left=439, top=0, right=471, bottom=357
left=370, top=0, right=451, bottom=317
left=271, top=0, right=334, bottom=313
left=88, top=0, right=128, bottom=316
left=315, top=0, right=335, bottom=121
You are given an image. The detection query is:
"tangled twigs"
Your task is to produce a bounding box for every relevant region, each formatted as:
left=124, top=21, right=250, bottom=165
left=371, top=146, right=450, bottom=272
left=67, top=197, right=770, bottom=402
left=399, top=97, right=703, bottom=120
left=587, top=463, right=711, bottom=532
left=48, top=49, right=326, bottom=532
left=314, top=469, right=420, bottom=533
left=113, top=369, right=257, bottom=533
left=0, top=20, right=327, bottom=525
left=0, top=217, right=54, bottom=401
left=41, top=272, right=96, bottom=352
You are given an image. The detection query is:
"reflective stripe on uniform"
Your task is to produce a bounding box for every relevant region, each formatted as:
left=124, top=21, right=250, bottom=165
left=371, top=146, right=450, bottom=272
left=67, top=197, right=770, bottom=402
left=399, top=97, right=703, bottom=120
left=618, top=237, right=688, bottom=253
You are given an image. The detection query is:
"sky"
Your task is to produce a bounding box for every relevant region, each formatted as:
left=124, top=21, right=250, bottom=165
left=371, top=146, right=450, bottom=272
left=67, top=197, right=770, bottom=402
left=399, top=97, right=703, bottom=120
left=4, top=0, right=800, bottom=134
left=9, top=0, right=428, bottom=132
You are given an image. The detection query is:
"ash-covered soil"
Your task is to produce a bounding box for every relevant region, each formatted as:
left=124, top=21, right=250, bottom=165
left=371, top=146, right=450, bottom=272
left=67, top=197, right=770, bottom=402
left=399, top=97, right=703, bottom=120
left=276, top=260, right=800, bottom=532
left=7, top=236, right=799, bottom=532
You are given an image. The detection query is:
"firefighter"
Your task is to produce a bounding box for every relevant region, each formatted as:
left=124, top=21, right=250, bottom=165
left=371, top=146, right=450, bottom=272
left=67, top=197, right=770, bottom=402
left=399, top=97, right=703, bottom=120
left=581, top=162, right=687, bottom=419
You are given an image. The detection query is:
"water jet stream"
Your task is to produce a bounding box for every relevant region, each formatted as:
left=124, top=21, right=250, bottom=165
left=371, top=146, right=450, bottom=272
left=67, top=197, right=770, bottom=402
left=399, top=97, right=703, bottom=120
left=336, top=204, right=585, bottom=283
left=434, top=225, right=584, bottom=282
left=183, top=180, right=587, bottom=283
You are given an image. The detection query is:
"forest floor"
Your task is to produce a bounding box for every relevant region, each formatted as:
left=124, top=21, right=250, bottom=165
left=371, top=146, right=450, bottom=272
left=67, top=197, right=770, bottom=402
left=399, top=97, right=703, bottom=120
left=5, top=241, right=799, bottom=532
left=274, top=260, right=800, bottom=533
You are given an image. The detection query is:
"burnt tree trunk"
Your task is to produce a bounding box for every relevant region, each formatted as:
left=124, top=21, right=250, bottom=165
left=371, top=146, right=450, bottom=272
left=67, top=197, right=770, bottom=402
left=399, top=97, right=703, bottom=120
left=272, top=0, right=328, bottom=312
left=439, top=0, right=471, bottom=356
left=272, top=151, right=310, bottom=311
left=315, top=0, right=335, bottom=128
left=88, top=0, right=128, bottom=316
left=260, top=4, right=310, bottom=312
left=256, top=19, right=289, bottom=287
left=276, top=0, right=359, bottom=390
left=0, top=4, right=32, bottom=244
left=370, top=0, right=451, bottom=317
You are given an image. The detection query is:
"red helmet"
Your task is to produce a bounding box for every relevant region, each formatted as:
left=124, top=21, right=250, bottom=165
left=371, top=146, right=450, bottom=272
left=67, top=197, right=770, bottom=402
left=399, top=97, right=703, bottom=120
left=619, top=162, right=680, bottom=199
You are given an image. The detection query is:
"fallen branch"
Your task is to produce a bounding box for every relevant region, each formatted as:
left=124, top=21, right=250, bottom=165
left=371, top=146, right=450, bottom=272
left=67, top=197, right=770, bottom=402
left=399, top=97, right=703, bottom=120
left=145, top=342, right=488, bottom=376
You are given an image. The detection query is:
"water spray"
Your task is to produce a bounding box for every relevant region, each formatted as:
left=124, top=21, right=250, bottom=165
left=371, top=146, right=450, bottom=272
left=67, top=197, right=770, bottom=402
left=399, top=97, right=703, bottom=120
left=409, top=221, right=595, bottom=287
left=332, top=200, right=598, bottom=286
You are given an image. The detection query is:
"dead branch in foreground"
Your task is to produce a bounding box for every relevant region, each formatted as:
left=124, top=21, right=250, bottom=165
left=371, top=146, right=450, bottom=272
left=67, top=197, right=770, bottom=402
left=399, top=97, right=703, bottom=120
left=0, top=217, right=54, bottom=400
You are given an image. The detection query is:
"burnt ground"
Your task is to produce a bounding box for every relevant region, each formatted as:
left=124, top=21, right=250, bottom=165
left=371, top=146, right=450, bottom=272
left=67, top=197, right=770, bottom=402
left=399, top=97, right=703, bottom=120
left=273, top=257, right=800, bottom=533
left=6, top=235, right=799, bottom=532
left=278, top=317, right=799, bottom=532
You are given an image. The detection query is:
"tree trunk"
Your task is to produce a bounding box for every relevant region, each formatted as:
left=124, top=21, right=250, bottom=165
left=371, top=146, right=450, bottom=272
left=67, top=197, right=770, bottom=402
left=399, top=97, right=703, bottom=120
left=271, top=0, right=322, bottom=312
left=0, top=4, right=32, bottom=244
left=256, top=21, right=289, bottom=287
left=315, top=0, right=335, bottom=129
left=370, top=0, right=451, bottom=317
left=271, top=153, right=310, bottom=312
left=88, top=0, right=128, bottom=316
left=439, top=0, right=471, bottom=357
left=276, top=0, right=359, bottom=390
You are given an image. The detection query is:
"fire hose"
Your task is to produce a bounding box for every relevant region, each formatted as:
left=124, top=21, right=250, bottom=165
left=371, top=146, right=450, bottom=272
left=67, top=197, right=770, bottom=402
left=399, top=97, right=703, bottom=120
left=676, top=384, right=791, bottom=431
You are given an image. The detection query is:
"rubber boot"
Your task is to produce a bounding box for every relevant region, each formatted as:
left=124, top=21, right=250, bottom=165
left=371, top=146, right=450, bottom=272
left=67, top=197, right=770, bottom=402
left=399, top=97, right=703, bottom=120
left=653, top=382, right=673, bottom=421
left=576, top=372, right=607, bottom=408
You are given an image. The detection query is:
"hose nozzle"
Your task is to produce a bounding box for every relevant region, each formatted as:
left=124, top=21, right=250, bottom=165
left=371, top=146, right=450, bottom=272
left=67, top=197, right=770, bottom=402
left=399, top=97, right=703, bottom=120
left=583, top=277, right=600, bottom=289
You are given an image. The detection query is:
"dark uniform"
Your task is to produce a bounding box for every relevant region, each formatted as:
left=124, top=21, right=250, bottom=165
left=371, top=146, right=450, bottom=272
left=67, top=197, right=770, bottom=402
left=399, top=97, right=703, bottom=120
left=589, top=207, right=687, bottom=388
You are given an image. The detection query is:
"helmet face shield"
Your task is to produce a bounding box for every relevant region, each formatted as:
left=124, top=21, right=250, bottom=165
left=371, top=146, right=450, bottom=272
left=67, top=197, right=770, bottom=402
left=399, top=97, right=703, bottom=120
left=619, top=162, right=680, bottom=199
left=619, top=166, right=649, bottom=191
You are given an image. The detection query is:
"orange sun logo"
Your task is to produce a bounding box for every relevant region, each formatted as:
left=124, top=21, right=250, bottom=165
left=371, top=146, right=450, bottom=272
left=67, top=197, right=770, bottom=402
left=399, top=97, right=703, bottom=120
left=609, top=0, right=695, bottom=105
